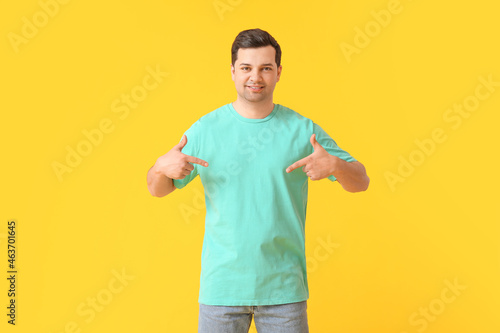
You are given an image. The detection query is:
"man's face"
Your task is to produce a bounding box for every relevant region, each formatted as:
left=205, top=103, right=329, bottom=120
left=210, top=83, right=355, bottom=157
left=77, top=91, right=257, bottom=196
left=231, top=45, right=282, bottom=104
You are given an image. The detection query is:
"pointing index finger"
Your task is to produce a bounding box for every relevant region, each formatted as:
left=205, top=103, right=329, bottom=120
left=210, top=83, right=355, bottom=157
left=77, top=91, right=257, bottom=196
left=286, top=156, right=309, bottom=173
left=185, top=154, right=209, bottom=167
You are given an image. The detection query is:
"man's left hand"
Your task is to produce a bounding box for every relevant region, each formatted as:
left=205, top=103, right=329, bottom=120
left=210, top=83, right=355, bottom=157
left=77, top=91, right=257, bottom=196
left=285, top=134, right=339, bottom=181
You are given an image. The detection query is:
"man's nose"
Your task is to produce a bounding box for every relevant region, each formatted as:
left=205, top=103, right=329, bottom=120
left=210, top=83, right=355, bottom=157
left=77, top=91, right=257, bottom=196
left=250, top=69, right=262, bottom=82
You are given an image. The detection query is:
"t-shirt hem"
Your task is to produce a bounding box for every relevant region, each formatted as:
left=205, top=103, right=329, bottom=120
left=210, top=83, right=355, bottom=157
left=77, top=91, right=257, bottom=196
left=198, top=295, right=309, bottom=306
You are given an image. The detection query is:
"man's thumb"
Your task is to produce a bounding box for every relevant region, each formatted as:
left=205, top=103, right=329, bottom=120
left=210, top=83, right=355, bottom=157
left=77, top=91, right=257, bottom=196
left=177, top=134, right=188, bottom=150
left=310, top=134, right=320, bottom=149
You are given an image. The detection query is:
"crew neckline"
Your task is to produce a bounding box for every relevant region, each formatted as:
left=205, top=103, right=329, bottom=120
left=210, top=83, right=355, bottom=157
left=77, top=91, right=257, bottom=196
left=229, top=102, right=278, bottom=123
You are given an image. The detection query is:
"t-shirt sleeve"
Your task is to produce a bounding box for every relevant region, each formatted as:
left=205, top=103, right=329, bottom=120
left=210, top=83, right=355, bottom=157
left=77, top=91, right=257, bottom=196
left=313, top=122, right=357, bottom=182
left=172, top=122, right=200, bottom=189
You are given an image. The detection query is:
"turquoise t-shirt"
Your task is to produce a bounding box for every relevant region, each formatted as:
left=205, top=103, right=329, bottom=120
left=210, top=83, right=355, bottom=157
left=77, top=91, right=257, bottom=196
left=173, top=103, right=356, bottom=306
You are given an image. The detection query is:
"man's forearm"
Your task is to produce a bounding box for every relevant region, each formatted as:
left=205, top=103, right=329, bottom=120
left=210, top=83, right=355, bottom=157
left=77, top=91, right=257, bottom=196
left=331, top=159, right=369, bottom=193
left=147, top=165, right=176, bottom=197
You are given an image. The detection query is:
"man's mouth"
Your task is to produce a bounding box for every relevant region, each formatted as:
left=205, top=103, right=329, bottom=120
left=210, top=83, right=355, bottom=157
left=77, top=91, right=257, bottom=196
left=246, top=85, right=264, bottom=91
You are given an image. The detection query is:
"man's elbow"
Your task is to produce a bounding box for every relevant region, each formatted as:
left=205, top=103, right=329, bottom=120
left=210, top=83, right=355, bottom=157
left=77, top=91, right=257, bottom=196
left=148, top=186, right=176, bottom=198
left=149, top=189, right=167, bottom=198
left=147, top=184, right=162, bottom=197
left=359, top=175, right=370, bottom=191
left=342, top=176, right=370, bottom=193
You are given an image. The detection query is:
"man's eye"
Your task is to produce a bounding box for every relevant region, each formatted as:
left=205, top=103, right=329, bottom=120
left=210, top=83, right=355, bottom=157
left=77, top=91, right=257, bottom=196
left=264, top=67, right=272, bottom=71
left=241, top=67, right=250, bottom=70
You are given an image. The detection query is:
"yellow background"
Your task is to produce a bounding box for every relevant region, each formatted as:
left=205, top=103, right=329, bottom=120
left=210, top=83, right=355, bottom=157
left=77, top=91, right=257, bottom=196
left=1, top=0, right=499, bottom=332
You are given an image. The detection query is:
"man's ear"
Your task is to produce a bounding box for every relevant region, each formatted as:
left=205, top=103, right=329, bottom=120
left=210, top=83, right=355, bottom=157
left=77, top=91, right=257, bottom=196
left=231, top=64, right=235, bottom=81
left=276, top=65, right=282, bottom=82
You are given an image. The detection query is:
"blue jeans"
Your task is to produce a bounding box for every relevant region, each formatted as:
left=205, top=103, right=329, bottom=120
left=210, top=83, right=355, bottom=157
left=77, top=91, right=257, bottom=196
left=198, top=300, right=309, bottom=333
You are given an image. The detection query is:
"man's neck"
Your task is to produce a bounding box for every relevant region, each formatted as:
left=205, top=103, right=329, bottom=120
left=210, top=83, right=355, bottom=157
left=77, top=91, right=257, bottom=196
left=232, top=99, right=275, bottom=119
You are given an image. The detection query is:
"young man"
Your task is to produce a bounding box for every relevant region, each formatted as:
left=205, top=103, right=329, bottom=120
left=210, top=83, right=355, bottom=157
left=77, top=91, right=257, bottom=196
left=147, top=28, right=369, bottom=333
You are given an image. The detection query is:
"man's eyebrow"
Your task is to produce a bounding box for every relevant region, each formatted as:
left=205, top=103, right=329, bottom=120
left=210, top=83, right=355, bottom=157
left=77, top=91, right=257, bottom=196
left=239, top=63, right=274, bottom=67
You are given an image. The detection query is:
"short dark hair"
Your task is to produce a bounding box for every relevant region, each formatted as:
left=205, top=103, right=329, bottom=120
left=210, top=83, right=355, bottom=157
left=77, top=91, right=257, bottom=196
left=231, top=28, right=281, bottom=68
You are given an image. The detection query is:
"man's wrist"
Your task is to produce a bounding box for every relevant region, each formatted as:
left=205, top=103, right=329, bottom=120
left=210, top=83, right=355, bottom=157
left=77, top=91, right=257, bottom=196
left=329, top=155, right=345, bottom=178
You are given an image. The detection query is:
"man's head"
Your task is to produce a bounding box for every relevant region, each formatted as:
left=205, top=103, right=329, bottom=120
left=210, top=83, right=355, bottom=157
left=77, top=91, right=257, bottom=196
left=231, top=29, right=282, bottom=105
left=231, top=28, right=281, bottom=68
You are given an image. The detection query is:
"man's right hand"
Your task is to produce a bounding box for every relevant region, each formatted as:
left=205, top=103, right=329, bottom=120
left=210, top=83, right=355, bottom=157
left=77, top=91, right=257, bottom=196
left=154, top=134, right=209, bottom=180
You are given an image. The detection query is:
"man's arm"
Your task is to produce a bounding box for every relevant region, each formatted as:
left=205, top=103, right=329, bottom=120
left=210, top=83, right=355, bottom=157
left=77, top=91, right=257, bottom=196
left=147, top=165, right=176, bottom=197
left=147, top=135, right=208, bottom=198
left=330, top=159, right=369, bottom=193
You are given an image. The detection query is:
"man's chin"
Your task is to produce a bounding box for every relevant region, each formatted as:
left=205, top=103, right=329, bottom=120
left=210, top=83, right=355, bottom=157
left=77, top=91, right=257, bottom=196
left=244, top=94, right=267, bottom=103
